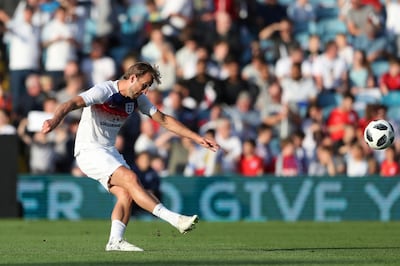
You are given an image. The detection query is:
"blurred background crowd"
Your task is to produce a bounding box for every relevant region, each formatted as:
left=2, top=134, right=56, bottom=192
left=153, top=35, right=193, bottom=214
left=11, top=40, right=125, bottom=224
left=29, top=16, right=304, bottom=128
left=0, top=0, right=400, bottom=180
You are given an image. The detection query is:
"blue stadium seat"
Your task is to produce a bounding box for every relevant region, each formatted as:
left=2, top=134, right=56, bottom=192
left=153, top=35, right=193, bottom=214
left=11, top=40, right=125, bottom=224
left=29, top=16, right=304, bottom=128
left=278, top=0, right=292, bottom=6
left=354, top=88, right=382, bottom=117
left=387, top=106, right=400, bottom=123
left=371, top=60, right=389, bottom=79
left=317, top=91, right=342, bottom=120
left=295, top=32, right=310, bottom=50
left=381, top=91, right=400, bottom=107
left=316, top=18, right=347, bottom=43
left=316, top=7, right=339, bottom=20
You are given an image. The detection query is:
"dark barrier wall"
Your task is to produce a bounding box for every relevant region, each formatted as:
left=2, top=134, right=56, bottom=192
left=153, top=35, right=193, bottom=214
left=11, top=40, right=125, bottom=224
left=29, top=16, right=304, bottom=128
left=0, top=135, right=18, bottom=217
left=18, top=175, right=400, bottom=221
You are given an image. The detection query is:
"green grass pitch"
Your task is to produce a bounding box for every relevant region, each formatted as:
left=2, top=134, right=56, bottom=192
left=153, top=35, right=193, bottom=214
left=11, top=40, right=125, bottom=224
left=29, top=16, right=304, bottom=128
left=0, top=220, right=399, bottom=266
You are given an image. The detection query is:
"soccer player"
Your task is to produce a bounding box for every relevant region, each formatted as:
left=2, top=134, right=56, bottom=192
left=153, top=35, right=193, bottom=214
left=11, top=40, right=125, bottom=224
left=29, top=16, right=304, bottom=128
left=42, top=62, right=219, bottom=251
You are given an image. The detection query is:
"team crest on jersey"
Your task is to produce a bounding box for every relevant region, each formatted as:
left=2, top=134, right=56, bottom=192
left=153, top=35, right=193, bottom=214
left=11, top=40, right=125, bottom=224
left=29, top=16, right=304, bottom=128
left=125, top=102, right=135, bottom=114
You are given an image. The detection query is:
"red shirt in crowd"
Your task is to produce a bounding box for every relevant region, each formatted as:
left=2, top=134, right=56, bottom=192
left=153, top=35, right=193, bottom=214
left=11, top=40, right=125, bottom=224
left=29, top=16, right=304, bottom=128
left=326, top=108, right=359, bottom=141
left=380, top=73, right=400, bottom=90
left=380, top=160, right=400, bottom=177
left=238, top=154, right=263, bottom=177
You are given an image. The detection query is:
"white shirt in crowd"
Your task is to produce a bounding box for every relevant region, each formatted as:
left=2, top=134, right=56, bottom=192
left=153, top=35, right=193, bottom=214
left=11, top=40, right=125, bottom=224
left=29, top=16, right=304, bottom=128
left=5, top=20, right=40, bottom=71
left=41, top=19, right=78, bottom=71
left=312, top=54, right=347, bottom=90
left=81, top=56, right=116, bottom=87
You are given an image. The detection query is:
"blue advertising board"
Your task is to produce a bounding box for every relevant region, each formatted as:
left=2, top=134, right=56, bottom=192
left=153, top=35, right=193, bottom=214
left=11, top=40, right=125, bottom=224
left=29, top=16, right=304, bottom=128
left=18, top=175, right=400, bottom=221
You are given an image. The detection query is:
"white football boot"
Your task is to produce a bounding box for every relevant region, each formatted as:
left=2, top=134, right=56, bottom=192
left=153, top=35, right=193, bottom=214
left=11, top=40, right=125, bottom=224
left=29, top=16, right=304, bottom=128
left=105, top=238, right=144, bottom=252
left=176, top=215, right=199, bottom=234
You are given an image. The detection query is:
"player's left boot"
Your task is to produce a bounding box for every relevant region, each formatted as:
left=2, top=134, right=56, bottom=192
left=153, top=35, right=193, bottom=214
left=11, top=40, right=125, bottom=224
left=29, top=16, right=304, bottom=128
left=105, top=238, right=144, bottom=252
left=176, top=215, right=199, bottom=234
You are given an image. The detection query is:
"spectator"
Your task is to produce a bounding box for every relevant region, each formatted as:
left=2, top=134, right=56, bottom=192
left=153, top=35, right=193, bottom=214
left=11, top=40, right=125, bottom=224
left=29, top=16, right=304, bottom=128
left=150, top=154, right=169, bottom=178
left=81, top=37, right=116, bottom=87
left=0, top=109, right=16, bottom=135
left=217, top=57, right=259, bottom=106
left=348, top=50, right=375, bottom=93
left=56, top=60, right=81, bottom=91
left=0, top=86, right=12, bottom=113
left=312, top=41, right=348, bottom=92
left=56, top=73, right=84, bottom=120
left=40, top=74, right=56, bottom=98
left=255, top=123, right=275, bottom=173
left=238, top=138, right=264, bottom=177
left=115, top=0, right=148, bottom=51
left=379, top=57, right=400, bottom=95
left=17, top=97, right=63, bottom=174
left=41, top=6, right=79, bottom=88
left=304, top=34, right=322, bottom=67
left=326, top=93, right=359, bottom=143
left=335, top=125, right=358, bottom=156
left=275, top=45, right=312, bottom=80
left=242, top=55, right=274, bottom=91
left=163, top=89, right=198, bottom=133
left=280, top=62, right=317, bottom=110
left=345, top=0, right=380, bottom=40
left=302, top=103, right=325, bottom=160
left=155, top=43, right=176, bottom=94
left=292, top=130, right=308, bottom=174
left=157, top=0, right=193, bottom=39
left=259, top=81, right=301, bottom=139
left=258, top=18, right=299, bottom=63
left=204, top=11, right=242, bottom=57
left=184, top=58, right=220, bottom=110
left=15, top=74, right=46, bottom=119
left=352, top=22, right=388, bottom=64
left=215, top=118, right=242, bottom=174
left=223, top=91, right=261, bottom=140
left=134, top=117, right=158, bottom=156
left=208, top=39, right=230, bottom=79
left=0, top=6, right=40, bottom=111
left=335, top=33, right=354, bottom=67
left=130, top=151, right=161, bottom=215
left=140, top=23, right=168, bottom=64
left=183, top=129, right=218, bottom=177
left=275, top=138, right=301, bottom=177
left=379, top=146, right=400, bottom=177
left=346, top=142, right=369, bottom=177
left=175, top=28, right=198, bottom=79
left=308, top=145, right=337, bottom=176
left=385, top=0, right=400, bottom=57
left=255, top=0, right=287, bottom=33
left=287, top=0, right=316, bottom=33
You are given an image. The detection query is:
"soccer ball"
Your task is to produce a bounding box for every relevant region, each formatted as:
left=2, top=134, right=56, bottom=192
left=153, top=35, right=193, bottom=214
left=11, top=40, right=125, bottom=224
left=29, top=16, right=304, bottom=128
left=364, top=119, right=395, bottom=150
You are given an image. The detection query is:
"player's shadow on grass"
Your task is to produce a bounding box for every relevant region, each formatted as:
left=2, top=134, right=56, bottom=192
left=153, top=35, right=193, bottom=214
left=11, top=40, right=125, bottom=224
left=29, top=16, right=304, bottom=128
left=260, top=246, right=400, bottom=252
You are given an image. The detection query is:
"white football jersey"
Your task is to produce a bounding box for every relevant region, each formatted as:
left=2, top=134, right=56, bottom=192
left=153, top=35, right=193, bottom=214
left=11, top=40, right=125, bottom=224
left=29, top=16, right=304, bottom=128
left=74, top=80, right=157, bottom=156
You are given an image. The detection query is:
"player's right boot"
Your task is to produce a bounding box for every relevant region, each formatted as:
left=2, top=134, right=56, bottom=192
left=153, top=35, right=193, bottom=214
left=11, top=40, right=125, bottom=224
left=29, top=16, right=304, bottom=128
left=105, top=238, right=144, bottom=252
left=176, top=215, right=199, bottom=234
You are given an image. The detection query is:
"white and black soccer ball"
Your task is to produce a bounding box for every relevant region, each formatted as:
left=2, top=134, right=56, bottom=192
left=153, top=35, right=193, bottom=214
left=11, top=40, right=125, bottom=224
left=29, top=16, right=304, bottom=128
left=364, top=119, right=395, bottom=150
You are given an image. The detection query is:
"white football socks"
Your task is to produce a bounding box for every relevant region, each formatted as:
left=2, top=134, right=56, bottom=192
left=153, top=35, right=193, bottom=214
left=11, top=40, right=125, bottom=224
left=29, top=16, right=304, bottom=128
left=152, top=203, right=180, bottom=227
left=109, top=220, right=126, bottom=241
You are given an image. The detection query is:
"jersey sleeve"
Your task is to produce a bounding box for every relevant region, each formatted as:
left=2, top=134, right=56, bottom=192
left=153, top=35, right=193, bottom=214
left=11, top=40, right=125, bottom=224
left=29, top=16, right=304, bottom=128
left=79, top=82, right=113, bottom=106
left=136, top=94, right=158, bottom=117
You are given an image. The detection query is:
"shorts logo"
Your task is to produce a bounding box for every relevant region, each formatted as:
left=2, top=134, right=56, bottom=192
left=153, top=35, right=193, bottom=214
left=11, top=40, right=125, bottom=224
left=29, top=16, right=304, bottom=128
left=125, top=102, right=134, bottom=114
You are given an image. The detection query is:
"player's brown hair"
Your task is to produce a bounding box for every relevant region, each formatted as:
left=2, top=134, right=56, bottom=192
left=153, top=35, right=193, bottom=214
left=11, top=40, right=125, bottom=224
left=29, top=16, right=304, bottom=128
left=122, top=62, right=161, bottom=85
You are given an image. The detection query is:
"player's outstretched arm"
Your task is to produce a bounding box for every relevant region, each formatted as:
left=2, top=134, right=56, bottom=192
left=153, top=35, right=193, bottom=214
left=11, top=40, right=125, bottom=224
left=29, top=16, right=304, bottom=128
left=42, top=96, right=86, bottom=134
left=151, top=110, right=220, bottom=152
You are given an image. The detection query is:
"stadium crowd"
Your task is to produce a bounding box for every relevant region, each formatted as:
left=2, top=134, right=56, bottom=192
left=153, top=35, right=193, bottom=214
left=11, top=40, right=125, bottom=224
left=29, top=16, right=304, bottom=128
left=0, top=0, right=400, bottom=179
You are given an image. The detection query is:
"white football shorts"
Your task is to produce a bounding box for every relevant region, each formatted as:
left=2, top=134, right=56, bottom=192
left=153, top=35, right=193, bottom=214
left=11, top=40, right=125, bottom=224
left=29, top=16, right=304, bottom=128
left=75, top=146, right=130, bottom=191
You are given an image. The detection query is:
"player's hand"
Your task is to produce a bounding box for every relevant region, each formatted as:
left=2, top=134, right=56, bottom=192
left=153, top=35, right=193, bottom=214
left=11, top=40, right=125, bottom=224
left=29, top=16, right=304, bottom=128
left=199, top=137, right=220, bottom=152
left=41, top=119, right=57, bottom=134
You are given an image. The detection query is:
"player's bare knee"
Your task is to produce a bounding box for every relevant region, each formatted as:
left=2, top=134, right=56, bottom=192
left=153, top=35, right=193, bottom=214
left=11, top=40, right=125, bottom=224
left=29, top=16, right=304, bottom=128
left=114, top=188, right=133, bottom=204
left=125, top=172, right=141, bottom=187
